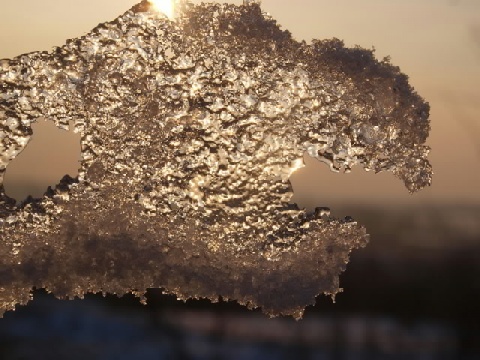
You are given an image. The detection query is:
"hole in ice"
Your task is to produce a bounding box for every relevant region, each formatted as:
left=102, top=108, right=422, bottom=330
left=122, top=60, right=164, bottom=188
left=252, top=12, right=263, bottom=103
left=3, top=119, right=81, bottom=203
left=289, top=153, right=409, bottom=212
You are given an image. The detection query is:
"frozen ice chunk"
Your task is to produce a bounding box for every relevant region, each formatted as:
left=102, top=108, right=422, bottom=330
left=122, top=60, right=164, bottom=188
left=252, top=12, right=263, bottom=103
left=0, top=0, right=431, bottom=318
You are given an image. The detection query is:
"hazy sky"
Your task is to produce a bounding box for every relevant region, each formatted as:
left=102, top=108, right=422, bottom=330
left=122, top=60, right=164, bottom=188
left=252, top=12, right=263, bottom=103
left=1, top=0, right=479, bottom=207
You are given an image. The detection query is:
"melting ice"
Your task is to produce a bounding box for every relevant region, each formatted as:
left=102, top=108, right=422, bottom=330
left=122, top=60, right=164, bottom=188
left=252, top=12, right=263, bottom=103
left=0, top=0, right=431, bottom=318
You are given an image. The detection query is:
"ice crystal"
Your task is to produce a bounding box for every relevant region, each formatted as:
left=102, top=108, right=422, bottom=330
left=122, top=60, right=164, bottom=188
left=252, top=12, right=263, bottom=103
left=0, top=0, right=431, bottom=318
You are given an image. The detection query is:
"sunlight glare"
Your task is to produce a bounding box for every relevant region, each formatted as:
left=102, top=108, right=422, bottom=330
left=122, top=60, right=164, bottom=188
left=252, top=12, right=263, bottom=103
left=150, top=0, right=175, bottom=20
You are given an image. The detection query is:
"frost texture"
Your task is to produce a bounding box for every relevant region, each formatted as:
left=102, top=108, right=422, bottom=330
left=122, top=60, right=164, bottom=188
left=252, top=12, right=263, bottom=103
left=0, top=1, right=431, bottom=318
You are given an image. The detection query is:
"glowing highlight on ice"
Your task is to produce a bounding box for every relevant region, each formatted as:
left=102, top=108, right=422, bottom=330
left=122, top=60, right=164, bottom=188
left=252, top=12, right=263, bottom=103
left=150, top=0, right=175, bottom=19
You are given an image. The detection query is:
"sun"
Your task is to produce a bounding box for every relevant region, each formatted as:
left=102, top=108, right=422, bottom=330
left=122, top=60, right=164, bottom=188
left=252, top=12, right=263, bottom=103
left=149, top=0, right=175, bottom=19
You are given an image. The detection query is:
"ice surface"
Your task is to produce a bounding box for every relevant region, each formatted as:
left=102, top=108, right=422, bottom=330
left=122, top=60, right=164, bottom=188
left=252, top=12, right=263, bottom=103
left=0, top=0, right=431, bottom=318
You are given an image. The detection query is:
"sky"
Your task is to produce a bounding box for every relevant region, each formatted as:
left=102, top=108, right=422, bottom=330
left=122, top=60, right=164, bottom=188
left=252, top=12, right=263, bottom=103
left=0, top=0, right=479, bottom=207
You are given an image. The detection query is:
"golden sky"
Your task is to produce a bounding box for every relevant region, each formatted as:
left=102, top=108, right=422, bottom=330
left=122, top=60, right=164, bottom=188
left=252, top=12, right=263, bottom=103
left=1, top=0, right=479, bottom=207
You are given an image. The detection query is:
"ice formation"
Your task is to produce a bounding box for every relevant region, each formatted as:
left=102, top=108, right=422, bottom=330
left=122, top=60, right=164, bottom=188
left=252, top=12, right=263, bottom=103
left=0, top=0, right=431, bottom=318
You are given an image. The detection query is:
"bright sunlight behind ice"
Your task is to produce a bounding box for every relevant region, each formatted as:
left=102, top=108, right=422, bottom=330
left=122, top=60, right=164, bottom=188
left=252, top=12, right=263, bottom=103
left=150, top=0, right=175, bottom=19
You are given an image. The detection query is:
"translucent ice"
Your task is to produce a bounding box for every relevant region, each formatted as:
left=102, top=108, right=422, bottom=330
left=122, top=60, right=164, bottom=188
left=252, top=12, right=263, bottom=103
left=0, top=0, right=431, bottom=318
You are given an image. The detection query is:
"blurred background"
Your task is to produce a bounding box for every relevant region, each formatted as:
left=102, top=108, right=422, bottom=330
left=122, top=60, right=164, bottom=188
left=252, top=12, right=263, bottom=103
left=1, top=0, right=479, bottom=359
